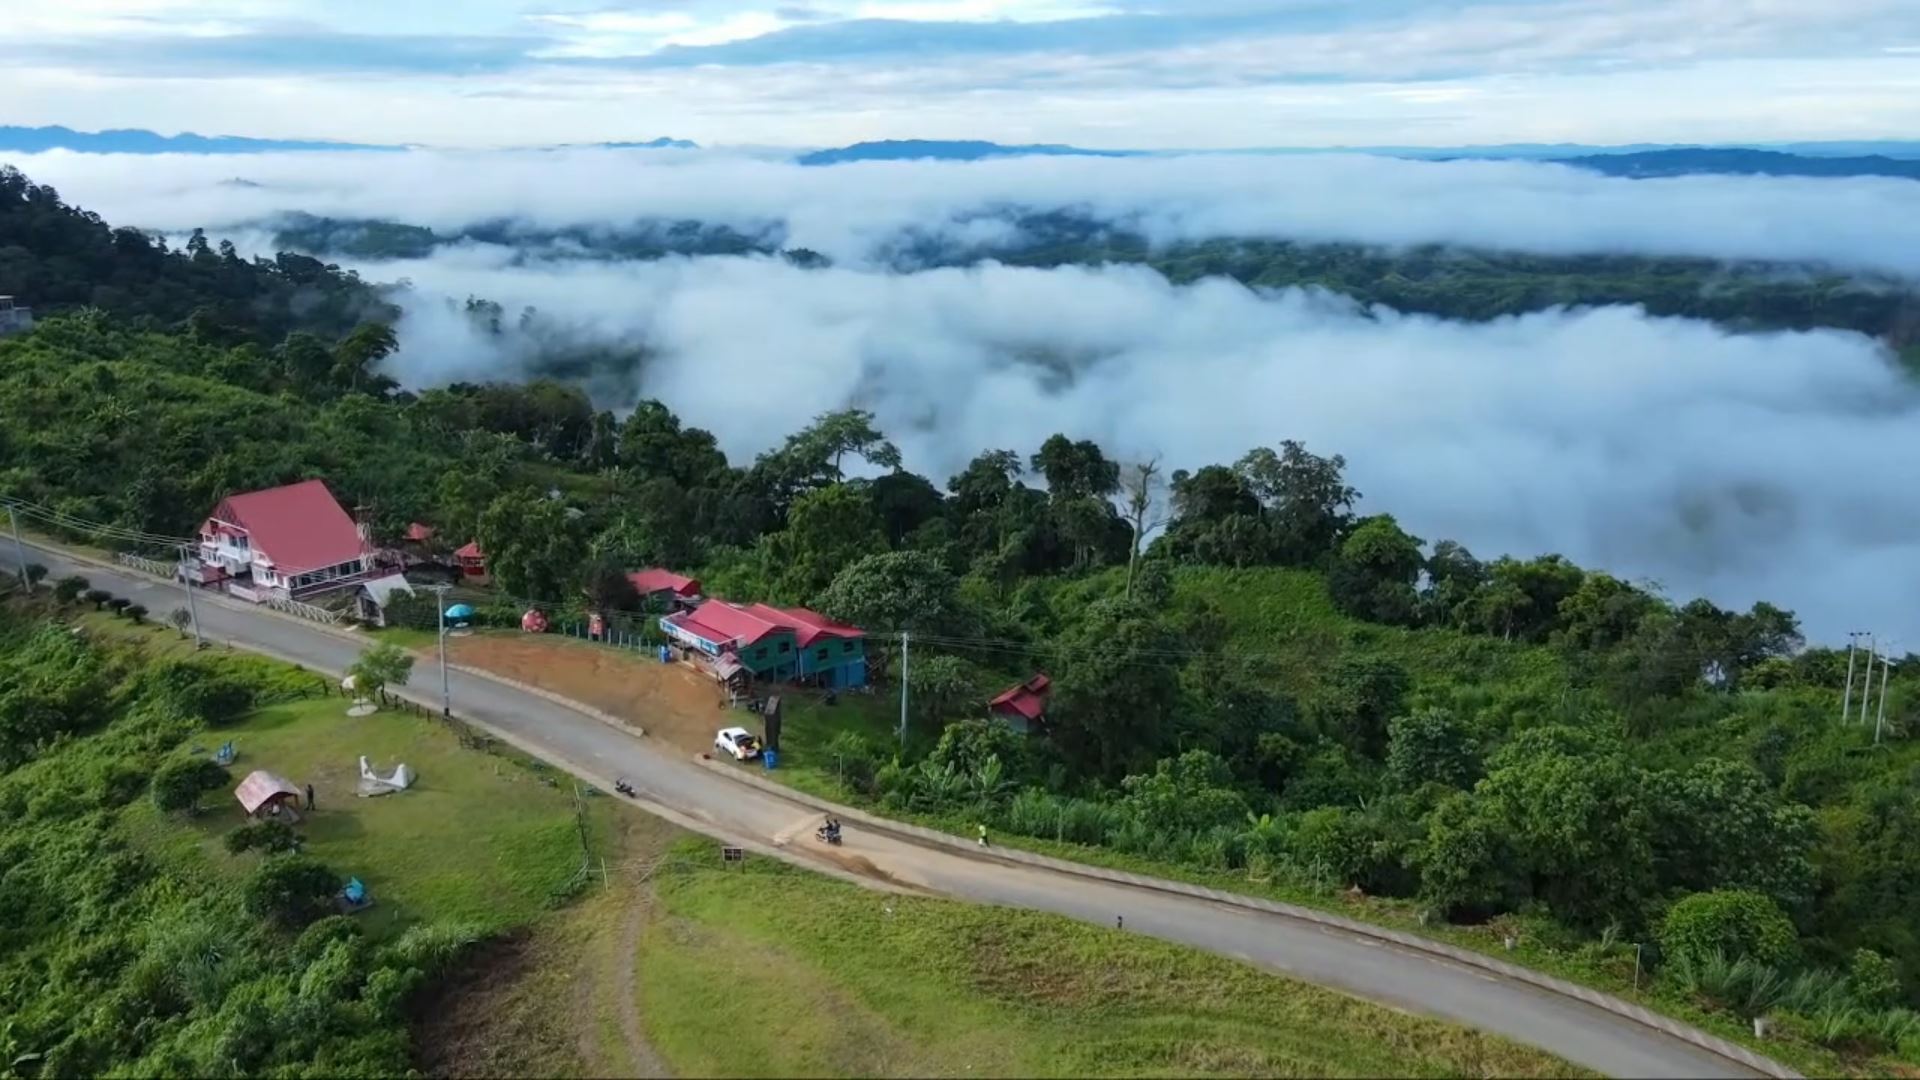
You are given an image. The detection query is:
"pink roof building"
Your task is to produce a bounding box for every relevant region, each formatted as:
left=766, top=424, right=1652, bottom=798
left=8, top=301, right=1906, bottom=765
left=198, top=480, right=371, bottom=601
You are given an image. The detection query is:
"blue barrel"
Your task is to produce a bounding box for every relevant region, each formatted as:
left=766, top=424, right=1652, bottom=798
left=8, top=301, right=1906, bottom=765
left=762, top=749, right=779, bottom=771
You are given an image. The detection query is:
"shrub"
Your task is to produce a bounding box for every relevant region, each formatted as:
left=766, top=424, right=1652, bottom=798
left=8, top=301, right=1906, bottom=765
left=824, top=730, right=880, bottom=795
left=134, top=660, right=256, bottom=725
left=1849, top=948, right=1903, bottom=1010
left=169, top=607, right=192, bottom=635
left=150, top=757, right=231, bottom=816
left=54, top=574, right=90, bottom=603
left=1659, top=889, right=1800, bottom=972
left=83, top=588, right=111, bottom=609
left=242, top=855, right=339, bottom=928
left=24, top=563, right=47, bottom=587
left=126, top=604, right=148, bottom=624
left=107, top=597, right=131, bottom=617
left=225, top=819, right=299, bottom=855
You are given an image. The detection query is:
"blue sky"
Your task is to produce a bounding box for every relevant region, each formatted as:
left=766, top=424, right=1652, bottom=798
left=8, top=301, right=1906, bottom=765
left=5, top=0, right=1918, bottom=147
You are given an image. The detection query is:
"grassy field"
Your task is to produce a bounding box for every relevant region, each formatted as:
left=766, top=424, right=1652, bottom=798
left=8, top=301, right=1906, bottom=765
left=121, top=695, right=606, bottom=937
left=633, top=838, right=1583, bottom=1079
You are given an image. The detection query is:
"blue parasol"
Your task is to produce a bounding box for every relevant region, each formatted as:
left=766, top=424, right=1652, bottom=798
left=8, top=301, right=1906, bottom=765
left=445, top=603, right=475, bottom=619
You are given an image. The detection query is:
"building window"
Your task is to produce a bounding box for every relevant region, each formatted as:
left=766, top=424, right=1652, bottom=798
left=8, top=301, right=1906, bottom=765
left=754, top=647, right=767, bottom=660
left=843, top=640, right=857, bottom=653
left=778, top=641, right=790, bottom=653
left=816, top=647, right=829, bottom=661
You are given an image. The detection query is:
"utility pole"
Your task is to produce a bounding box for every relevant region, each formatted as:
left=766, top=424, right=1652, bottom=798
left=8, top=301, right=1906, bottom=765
left=429, top=582, right=453, bottom=716
left=7, top=504, right=28, bottom=589
left=898, top=629, right=910, bottom=751
left=1860, top=635, right=1879, bottom=725
left=1842, top=632, right=1861, bottom=723
left=1874, top=652, right=1895, bottom=746
left=176, top=545, right=204, bottom=649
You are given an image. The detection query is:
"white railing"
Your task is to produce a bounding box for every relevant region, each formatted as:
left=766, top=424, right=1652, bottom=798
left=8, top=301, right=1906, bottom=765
left=227, top=583, right=261, bottom=603
left=265, top=595, right=342, bottom=625
left=117, top=552, right=178, bottom=578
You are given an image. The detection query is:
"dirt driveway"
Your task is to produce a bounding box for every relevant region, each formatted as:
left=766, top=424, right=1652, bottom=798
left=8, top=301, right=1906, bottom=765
left=443, top=634, right=733, bottom=756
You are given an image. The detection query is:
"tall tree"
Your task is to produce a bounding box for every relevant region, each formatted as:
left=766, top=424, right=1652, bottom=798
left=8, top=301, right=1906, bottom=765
left=477, top=491, right=587, bottom=600
left=1120, top=458, right=1172, bottom=600
left=1235, top=440, right=1358, bottom=564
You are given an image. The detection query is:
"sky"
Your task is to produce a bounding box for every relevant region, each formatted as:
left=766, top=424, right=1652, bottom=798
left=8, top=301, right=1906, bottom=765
left=4, top=0, right=1920, bottom=147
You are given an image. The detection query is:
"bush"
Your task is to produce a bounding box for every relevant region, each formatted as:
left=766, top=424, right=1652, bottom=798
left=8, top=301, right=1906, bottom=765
left=126, top=604, right=148, bottom=624
left=1849, top=948, right=1904, bottom=1010
left=107, top=597, right=131, bottom=617
left=825, top=730, right=880, bottom=795
left=226, top=819, right=300, bottom=855
left=83, top=588, right=111, bottom=609
left=242, top=855, right=339, bottom=928
left=54, top=574, right=90, bottom=603
left=150, top=757, right=231, bottom=816
left=24, top=563, right=47, bottom=587
left=1659, top=889, right=1800, bottom=972
left=134, top=660, right=257, bottom=725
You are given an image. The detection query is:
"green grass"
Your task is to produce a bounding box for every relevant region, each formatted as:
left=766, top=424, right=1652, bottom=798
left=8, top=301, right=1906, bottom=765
left=637, top=838, right=1585, bottom=1078
left=121, top=696, right=603, bottom=937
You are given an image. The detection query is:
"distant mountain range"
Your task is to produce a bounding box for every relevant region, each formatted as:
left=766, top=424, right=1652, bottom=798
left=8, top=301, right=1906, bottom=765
left=795, top=139, right=1141, bottom=166
left=1546, top=147, right=1920, bottom=180
left=0, top=125, right=400, bottom=154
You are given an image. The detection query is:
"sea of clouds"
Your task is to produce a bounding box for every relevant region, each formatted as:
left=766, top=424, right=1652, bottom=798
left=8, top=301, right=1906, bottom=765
left=10, top=147, right=1918, bottom=645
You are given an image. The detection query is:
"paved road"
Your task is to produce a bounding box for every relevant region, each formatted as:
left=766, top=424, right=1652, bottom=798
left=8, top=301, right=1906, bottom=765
left=5, top=543, right=1764, bottom=1078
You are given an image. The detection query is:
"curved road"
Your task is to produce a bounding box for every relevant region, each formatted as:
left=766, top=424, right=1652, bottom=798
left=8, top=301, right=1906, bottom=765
left=7, top=543, right=1771, bottom=1078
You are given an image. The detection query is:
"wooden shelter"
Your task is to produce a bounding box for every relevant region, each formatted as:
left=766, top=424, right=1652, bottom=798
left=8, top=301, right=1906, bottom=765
left=234, top=769, right=303, bottom=822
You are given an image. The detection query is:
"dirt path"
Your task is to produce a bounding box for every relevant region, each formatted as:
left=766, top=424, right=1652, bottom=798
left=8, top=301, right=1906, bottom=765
left=605, top=860, right=673, bottom=1079
left=443, top=634, right=728, bottom=755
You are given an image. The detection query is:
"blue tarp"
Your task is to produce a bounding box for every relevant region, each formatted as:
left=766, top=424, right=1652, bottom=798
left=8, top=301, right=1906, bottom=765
left=445, top=604, right=475, bottom=619
left=343, top=877, right=367, bottom=904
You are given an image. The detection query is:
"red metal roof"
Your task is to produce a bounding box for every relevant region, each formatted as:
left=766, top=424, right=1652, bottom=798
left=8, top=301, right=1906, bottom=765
left=206, top=479, right=366, bottom=575
left=404, top=522, right=436, bottom=542
left=628, top=568, right=700, bottom=597
left=669, top=601, right=788, bottom=648
left=768, top=605, right=864, bottom=648
left=454, top=541, right=483, bottom=559
left=989, top=674, right=1052, bottom=722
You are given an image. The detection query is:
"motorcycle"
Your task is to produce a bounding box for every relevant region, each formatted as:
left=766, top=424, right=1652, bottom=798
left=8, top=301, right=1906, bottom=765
left=815, top=821, right=843, bottom=846
left=614, top=778, right=636, bottom=798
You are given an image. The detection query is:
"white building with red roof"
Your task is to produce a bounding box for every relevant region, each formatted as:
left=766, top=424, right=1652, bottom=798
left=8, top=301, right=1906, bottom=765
left=626, top=567, right=702, bottom=608
left=196, top=479, right=373, bottom=602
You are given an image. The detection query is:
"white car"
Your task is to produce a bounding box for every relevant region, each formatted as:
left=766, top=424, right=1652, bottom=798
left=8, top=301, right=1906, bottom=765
left=714, top=726, right=762, bottom=761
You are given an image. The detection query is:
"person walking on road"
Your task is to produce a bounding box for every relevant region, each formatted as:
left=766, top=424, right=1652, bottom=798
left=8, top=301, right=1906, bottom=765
left=977, top=823, right=989, bottom=847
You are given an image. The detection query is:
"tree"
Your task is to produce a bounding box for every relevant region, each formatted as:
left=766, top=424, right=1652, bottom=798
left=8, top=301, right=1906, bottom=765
left=53, top=574, right=88, bottom=603
left=867, top=471, right=946, bottom=547
left=151, top=757, right=231, bottom=816
left=1303, top=654, right=1410, bottom=760
left=766, top=484, right=888, bottom=601
left=23, top=562, right=46, bottom=589
left=1386, top=707, right=1480, bottom=791
left=1051, top=600, right=1183, bottom=778
left=1327, top=514, right=1424, bottom=625
left=907, top=654, right=981, bottom=727
left=1420, top=539, right=1486, bottom=627
left=330, top=322, right=399, bottom=394
left=243, top=854, right=341, bottom=928
left=1554, top=572, right=1660, bottom=653
left=1119, top=750, right=1250, bottom=835
left=1658, top=889, right=1799, bottom=971
left=82, top=588, right=111, bottom=609
left=1642, top=758, right=1816, bottom=910
left=816, top=550, right=963, bottom=633
left=1030, top=434, right=1119, bottom=502
left=169, top=607, right=193, bottom=636
left=347, top=642, right=415, bottom=704
left=107, top=597, right=131, bottom=617
left=1418, top=793, right=1519, bottom=917
left=580, top=556, right=641, bottom=614
left=477, top=491, right=587, bottom=601
left=126, top=603, right=148, bottom=624
left=1236, top=441, right=1358, bottom=564
left=1120, top=458, right=1171, bottom=600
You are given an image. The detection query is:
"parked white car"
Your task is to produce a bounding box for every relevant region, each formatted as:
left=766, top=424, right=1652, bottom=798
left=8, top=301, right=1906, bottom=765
left=714, top=726, right=762, bottom=761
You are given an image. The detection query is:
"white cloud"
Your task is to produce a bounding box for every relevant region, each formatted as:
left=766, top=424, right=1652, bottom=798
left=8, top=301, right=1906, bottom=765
left=16, top=147, right=1920, bottom=277
left=361, top=250, right=1920, bottom=646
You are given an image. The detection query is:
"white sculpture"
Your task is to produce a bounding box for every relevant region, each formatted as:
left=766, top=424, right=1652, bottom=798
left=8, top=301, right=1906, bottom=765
left=356, top=755, right=415, bottom=796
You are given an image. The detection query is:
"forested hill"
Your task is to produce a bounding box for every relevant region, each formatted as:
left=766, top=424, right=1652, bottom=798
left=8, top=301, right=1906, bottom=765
left=264, top=205, right=1920, bottom=347
left=0, top=166, right=394, bottom=344
left=1554, top=148, right=1920, bottom=181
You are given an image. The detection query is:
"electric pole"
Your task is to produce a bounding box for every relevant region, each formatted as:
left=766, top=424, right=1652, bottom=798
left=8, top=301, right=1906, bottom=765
left=429, top=582, right=453, bottom=716
left=1842, top=632, right=1861, bottom=723
left=1874, top=652, right=1895, bottom=746
left=7, top=504, right=28, bottom=589
left=1860, top=635, right=1879, bottom=725
left=176, top=544, right=204, bottom=648
left=898, top=629, right=910, bottom=751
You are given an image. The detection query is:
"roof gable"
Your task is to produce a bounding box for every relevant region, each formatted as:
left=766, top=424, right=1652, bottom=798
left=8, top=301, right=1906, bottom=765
left=989, top=673, right=1052, bottom=721
left=211, top=479, right=365, bottom=574
left=769, top=605, right=865, bottom=648
left=675, top=600, right=792, bottom=649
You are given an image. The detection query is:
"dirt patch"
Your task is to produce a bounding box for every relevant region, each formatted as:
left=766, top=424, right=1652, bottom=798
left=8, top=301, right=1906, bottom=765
left=410, top=932, right=558, bottom=1078
left=443, top=635, right=732, bottom=755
